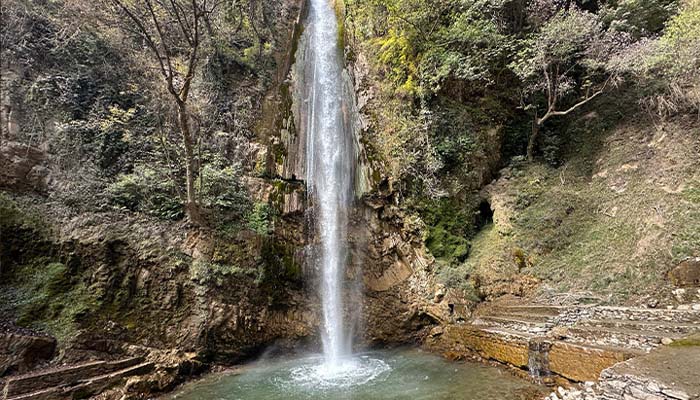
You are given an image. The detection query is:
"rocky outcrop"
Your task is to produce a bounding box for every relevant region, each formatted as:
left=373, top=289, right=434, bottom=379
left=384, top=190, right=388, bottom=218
left=0, top=142, right=49, bottom=193
left=0, top=329, right=56, bottom=376
left=0, top=195, right=318, bottom=372
left=350, top=197, right=466, bottom=345
left=1, top=357, right=152, bottom=400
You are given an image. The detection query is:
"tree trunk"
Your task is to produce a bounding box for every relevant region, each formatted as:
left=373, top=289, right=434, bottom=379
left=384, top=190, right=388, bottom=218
left=527, top=118, right=541, bottom=162
left=177, top=102, right=203, bottom=225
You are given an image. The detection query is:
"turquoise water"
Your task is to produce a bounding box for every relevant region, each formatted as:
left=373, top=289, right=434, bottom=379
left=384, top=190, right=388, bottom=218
left=167, top=349, right=542, bottom=400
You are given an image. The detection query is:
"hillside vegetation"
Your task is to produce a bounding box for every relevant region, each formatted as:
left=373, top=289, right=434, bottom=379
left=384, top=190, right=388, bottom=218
left=0, top=0, right=306, bottom=359
left=343, top=0, right=700, bottom=301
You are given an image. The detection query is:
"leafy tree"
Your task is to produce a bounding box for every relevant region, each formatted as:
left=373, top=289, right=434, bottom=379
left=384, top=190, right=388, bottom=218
left=610, top=0, right=700, bottom=118
left=103, top=0, right=218, bottom=224
left=511, top=5, right=627, bottom=160
left=346, top=0, right=511, bottom=97
left=602, top=0, right=679, bottom=38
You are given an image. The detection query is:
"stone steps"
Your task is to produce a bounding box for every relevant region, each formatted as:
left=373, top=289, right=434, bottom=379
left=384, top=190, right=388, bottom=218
left=6, top=362, right=153, bottom=400
left=477, top=316, right=554, bottom=330
left=591, top=306, right=700, bottom=324
left=579, top=318, right=700, bottom=334
left=479, top=326, right=537, bottom=340
left=569, top=325, right=688, bottom=340
left=2, top=357, right=148, bottom=399
left=3, top=386, right=62, bottom=400
left=491, top=305, right=564, bottom=317
left=463, top=301, right=700, bottom=383
left=566, top=326, right=687, bottom=350
left=482, top=311, right=555, bottom=323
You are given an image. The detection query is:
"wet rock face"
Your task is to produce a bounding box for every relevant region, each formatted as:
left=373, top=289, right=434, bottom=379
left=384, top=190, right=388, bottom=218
left=0, top=202, right=317, bottom=370
left=427, top=325, right=531, bottom=368
left=547, top=342, right=630, bottom=383
left=349, top=197, right=460, bottom=346
left=669, top=258, right=700, bottom=288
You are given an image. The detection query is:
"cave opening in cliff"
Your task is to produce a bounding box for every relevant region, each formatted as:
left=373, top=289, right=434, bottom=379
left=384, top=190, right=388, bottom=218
left=476, top=199, right=494, bottom=230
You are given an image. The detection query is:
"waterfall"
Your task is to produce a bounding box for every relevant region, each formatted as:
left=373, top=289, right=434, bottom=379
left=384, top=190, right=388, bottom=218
left=304, top=0, right=354, bottom=366
left=527, top=339, right=551, bottom=383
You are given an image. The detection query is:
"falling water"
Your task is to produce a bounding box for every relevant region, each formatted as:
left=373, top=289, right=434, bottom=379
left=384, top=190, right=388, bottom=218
left=304, top=0, right=354, bottom=366
left=527, top=339, right=551, bottom=383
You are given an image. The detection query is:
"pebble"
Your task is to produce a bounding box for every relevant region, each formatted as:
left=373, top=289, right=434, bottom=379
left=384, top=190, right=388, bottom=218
left=661, top=337, right=674, bottom=345
left=692, top=304, right=700, bottom=311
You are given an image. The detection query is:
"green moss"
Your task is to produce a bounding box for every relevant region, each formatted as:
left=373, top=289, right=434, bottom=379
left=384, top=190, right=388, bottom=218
left=0, top=193, right=51, bottom=235
left=190, top=259, right=254, bottom=286
left=258, top=239, right=303, bottom=289
left=335, top=0, right=346, bottom=50
left=418, top=197, right=474, bottom=264
left=681, top=184, right=700, bottom=204
left=669, top=334, right=700, bottom=347
left=4, top=260, right=100, bottom=342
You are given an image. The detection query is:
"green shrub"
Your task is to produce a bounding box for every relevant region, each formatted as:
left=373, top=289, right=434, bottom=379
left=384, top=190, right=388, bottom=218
left=108, top=174, right=144, bottom=211
left=247, top=202, right=272, bottom=235
left=435, top=263, right=480, bottom=301
left=108, top=165, right=184, bottom=220
left=199, top=163, right=251, bottom=230
left=426, top=225, right=471, bottom=262
left=603, top=0, right=679, bottom=37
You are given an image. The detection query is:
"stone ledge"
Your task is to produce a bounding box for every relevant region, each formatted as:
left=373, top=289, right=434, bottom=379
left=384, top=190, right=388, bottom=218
left=3, top=357, right=144, bottom=398
left=425, top=324, right=638, bottom=383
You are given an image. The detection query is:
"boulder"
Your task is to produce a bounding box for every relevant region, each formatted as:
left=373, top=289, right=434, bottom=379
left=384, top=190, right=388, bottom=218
left=669, top=258, right=700, bottom=287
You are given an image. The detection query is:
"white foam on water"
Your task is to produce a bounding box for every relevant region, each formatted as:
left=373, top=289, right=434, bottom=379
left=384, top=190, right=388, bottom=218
left=280, top=356, right=391, bottom=390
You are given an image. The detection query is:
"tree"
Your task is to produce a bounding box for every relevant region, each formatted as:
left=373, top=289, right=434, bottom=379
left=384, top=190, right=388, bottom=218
left=512, top=5, right=625, bottom=160
left=346, top=0, right=511, bottom=97
left=104, top=0, right=217, bottom=224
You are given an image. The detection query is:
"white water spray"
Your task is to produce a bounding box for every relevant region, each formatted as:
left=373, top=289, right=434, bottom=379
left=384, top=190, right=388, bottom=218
left=305, top=0, right=353, bottom=366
